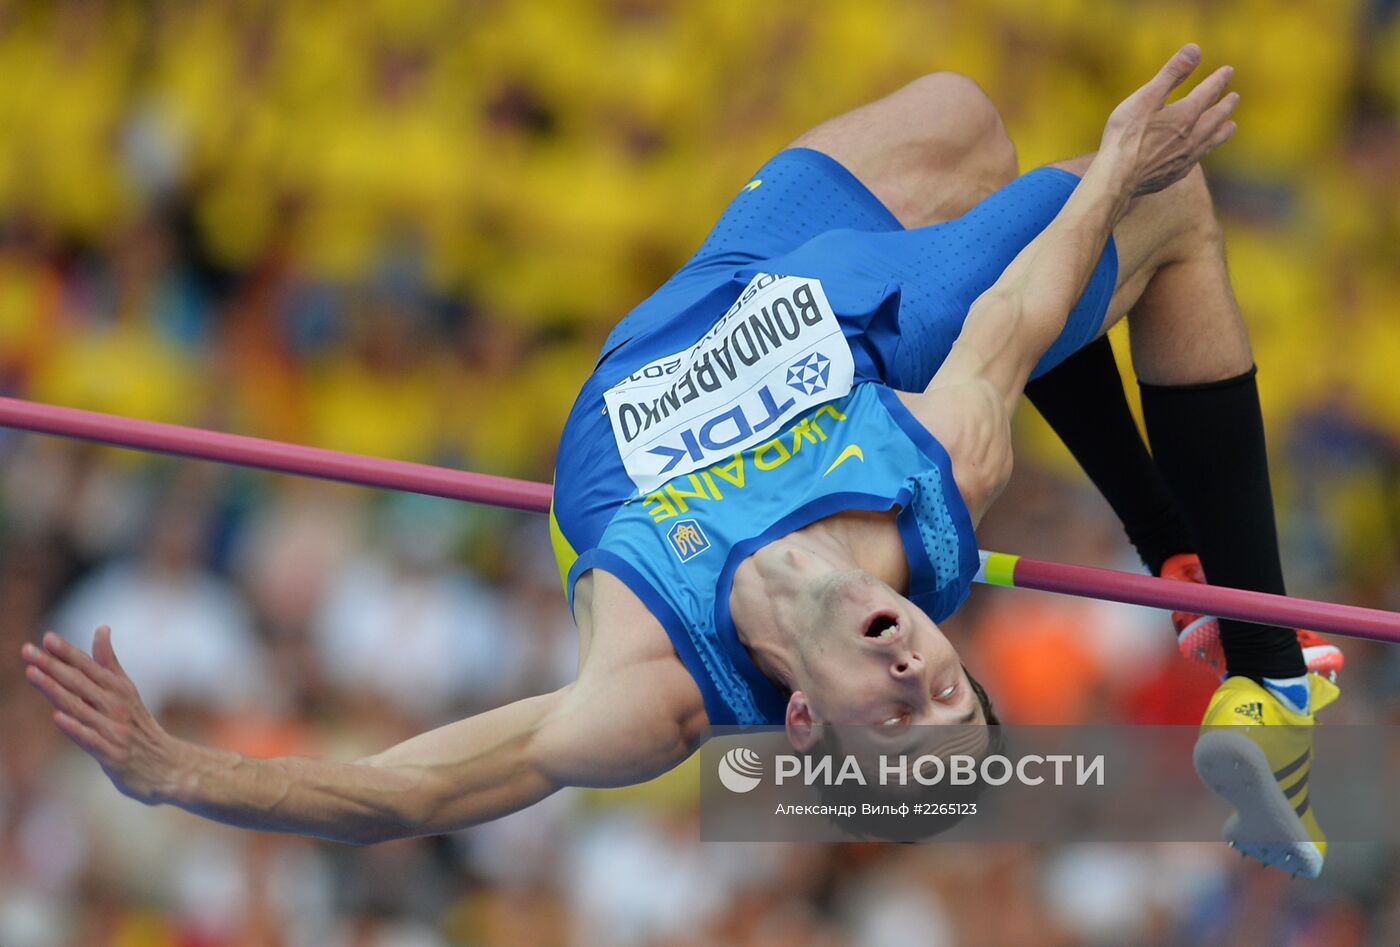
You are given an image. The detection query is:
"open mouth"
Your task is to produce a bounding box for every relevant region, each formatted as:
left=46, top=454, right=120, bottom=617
left=863, top=612, right=899, bottom=641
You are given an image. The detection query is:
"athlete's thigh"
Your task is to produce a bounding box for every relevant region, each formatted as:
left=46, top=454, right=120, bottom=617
left=698, top=74, right=1018, bottom=266
left=791, top=72, right=1018, bottom=229
left=604, top=74, right=1016, bottom=359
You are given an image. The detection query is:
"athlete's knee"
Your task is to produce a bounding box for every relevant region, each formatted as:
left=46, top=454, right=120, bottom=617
left=899, top=72, right=999, bottom=132
left=1179, top=166, right=1223, bottom=237
left=897, top=72, right=1017, bottom=187
left=1159, top=164, right=1224, bottom=256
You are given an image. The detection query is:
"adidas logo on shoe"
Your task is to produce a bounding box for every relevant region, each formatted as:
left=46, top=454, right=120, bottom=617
left=1233, top=701, right=1264, bottom=723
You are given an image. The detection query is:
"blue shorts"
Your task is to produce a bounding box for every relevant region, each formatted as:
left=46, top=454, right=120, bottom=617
left=600, top=147, right=1118, bottom=385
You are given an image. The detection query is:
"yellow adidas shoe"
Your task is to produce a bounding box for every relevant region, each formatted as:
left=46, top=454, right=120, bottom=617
left=1193, top=673, right=1340, bottom=879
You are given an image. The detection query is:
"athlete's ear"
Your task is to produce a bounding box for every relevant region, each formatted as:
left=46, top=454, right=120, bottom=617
left=784, top=691, right=821, bottom=752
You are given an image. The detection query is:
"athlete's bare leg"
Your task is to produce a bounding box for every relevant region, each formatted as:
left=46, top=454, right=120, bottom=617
left=1049, top=154, right=1252, bottom=384
left=791, top=73, right=1019, bottom=228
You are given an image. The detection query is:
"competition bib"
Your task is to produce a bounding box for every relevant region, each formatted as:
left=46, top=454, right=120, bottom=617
left=604, top=273, right=855, bottom=495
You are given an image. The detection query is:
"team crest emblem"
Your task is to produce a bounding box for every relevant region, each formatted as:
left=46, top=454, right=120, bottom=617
left=668, top=518, right=710, bottom=562
left=786, top=352, right=831, bottom=396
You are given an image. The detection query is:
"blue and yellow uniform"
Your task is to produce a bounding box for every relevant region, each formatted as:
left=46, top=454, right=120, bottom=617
left=551, top=148, right=1117, bottom=725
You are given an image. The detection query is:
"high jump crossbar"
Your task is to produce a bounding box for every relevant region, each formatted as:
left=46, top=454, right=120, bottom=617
left=2, top=395, right=1397, bottom=644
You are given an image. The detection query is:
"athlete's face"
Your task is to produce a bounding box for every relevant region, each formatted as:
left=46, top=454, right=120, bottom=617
left=783, top=570, right=985, bottom=750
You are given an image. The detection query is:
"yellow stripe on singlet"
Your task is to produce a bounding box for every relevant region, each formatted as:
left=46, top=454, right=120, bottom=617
left=548, top=502, right=580, bottom=596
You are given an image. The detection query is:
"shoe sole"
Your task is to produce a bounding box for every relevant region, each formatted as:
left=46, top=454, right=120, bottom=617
left=1193, top=730, right=1323, bottom=879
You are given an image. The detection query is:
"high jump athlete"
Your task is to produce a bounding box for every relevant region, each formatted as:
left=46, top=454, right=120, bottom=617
left=22, top=45, right=1339, bottom=876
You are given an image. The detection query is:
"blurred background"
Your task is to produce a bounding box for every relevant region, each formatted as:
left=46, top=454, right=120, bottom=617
left=1, top=0, right=1399, bottom=944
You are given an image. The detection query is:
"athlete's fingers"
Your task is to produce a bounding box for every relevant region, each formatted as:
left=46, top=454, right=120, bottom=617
left=1195, top=90, right=1240, bottom=136
left=1174, top=64, right=1233, bottom=116
left=1140, top=44, right=1202, bottom=106
left=53, top=710, right=121, bottom=763
left=42, top=630, right=118, bottom=689
left=26, top=664, right=118, bottom=738
left=1199, top=119, right=1238, bottom=157
left=92, top=625, right=128, bottom=678
left=1190, top=93, right=1240, bottom=155
left=22, top=641, right=116, bottom=712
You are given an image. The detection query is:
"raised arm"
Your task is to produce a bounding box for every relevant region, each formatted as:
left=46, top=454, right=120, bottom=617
left=930, top=44, right=1238, bottom=410
left=21, top=626, right=697, bottom=844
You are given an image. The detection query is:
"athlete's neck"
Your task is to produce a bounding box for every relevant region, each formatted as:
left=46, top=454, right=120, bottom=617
left=730, top=511, right=907, bottom=687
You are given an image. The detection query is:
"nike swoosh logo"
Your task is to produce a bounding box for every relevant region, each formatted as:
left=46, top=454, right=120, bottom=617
left=822, top=445, right=864, bottom=477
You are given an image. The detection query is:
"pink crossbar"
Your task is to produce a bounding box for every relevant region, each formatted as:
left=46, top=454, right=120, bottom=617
left=0, top=396, right=553, bottom=513
left=2, top=395, right=1397, bottom=643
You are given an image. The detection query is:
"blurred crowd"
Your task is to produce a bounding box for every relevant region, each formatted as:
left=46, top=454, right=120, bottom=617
left=2, top=0, right=1400, bottom=944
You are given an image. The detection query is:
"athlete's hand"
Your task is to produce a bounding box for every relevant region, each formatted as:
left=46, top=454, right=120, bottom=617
left=1100, top=44, right=1238, bottom=197
left=21, top=626, right=182, bottom=805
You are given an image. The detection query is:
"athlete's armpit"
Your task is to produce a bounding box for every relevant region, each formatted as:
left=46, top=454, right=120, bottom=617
left=896, top=381, right=1012, bottom=524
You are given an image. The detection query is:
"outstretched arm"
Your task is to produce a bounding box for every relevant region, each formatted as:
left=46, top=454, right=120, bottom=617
left=21, top=626, right=697, bottom=844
